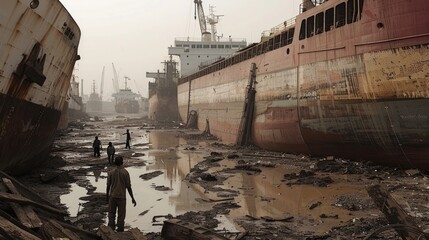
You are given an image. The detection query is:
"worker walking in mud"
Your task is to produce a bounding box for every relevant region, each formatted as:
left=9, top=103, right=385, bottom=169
left=106, top=156, right=137, bottom=232
left=93, top=136, right=102, bottom=157
left=123, top=129, right=131, bottom=149
left=106, top=142, right=116, bottom=164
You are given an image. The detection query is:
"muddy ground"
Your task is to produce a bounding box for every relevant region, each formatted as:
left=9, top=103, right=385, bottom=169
left=17, top=116, right=429, bottom=239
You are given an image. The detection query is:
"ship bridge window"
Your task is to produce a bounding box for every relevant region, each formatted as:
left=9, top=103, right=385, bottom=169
left=299, top=19, right=306, bottom=40
left=211, top=45, right=217, bottom=48
left=184, top=44, right=190, bottom=47
left=225, top=45, right=231, bottom=48
left=218, top=45, right=224, bottom=48
left=203, top=44, right=209, bottom=48
left=306, top=16, right=315, bottom=38
left=281, top=31, right=288, bottom=46
left=274, top=35, right=281, bottom=49
left=232, top=45, right=239, bottom=48
left=176, top=44, right=183, bottom=47
left=325, top=8, right=334, bottom=31
left=347, top=0, right=356, bottom=24
left=197, top=44, right=202, bottom=48
left=315, top=12, right=324, bottom=34
left=359, top=0, right=365, bottom=19
left=191, top=44, right=196, bottom=48
left=335, top=3, right=346, bottom=28
left=287, top=27, right=294, bottom=44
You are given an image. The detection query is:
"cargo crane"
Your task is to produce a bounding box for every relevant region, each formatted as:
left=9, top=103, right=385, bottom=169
left=194, top=0, right=211, bottom=41
left=100, top=66, right=105, bottom=100
left=194, top=0, right=223, bottom=42
left=112, top=63, right=120, bottom=94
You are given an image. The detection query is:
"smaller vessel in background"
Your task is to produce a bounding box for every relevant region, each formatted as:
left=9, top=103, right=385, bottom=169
left=113, top=76, right=141, bottom=114
left=85, top=80, right=102, bottom=113
left=146, top=57, right=180, bottom=121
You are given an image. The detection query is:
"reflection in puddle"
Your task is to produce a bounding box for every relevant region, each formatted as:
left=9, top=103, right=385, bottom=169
left=61, top=130, right=213, bottom=232
left=222, top=166, right=372, bottom=234
left=59, top=128, right=373, bottom=234
left=60, top=183, right=87, bottom=217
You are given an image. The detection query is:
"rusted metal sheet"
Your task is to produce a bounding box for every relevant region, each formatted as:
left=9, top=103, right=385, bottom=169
left=0, top=0, right=80, bottom=174
left=177, top=0, right=429, bottom=169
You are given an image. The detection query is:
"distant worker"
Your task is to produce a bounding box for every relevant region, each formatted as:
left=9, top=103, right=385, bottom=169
left=93, top=136, right=102, bottom=157
left=106, top=156, right=137, bottom=232
left=123, top=129, right=131, bottom=149
left=107, top=142, right=116, bottom=164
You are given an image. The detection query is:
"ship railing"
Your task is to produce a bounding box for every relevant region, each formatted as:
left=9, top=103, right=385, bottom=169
left=174, top=37, right=247, bottom=43
left=261, top=17, right=296, bottom=38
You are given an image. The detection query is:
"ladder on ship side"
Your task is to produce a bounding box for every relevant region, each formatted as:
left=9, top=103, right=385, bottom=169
left=236, top=63, right=257, bottom=146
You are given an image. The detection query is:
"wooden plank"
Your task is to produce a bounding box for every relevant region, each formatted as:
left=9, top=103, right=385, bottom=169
left=0, top=182, right=8, bottom=193
left=367, top=185, right=424, bottom=240
left=2, top=178, right=44, bottom=228
left=0, top=171, right=60, bottom=210
left=161, top=219, right=230, bottom=240
left=129, top=228, right=148, bottom=240
left=0, top=191, right=67, bottom=216
left=23, top=206, right=42, bottom=228
left=97, top=225, right=120, bottom=240
left=2, top=178, right=19, bottom=193
left=10, top=203, right=33, bottom=228
left=56, top=220, right=100, bottom=239
left=39, top=220, right=80, bottom=240
left=0, top=215, right=41, bottom=240
left=0, top=208, right=39, bottom=237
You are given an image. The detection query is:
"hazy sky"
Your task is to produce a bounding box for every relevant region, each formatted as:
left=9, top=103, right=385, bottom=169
left=61, top=0, right=301, bottom=99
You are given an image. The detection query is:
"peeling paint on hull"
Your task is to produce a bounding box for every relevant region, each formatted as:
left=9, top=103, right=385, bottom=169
left=0, top=0, right=80, bottom=174
left=177, top=0, right=429, bottom=169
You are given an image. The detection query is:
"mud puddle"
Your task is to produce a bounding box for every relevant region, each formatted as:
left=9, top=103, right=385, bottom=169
left=59, top=129, right=216, bottom=232
left=21, top=117, right=429, bottom=239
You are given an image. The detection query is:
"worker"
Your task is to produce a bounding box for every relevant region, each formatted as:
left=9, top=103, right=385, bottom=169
left=106, top=156, right=137, bottom=232
left=123, top=129, right=131, bottom=149
left=93, top=136, right=102, bottom=157
left=106, top=142, right=116, bottom=164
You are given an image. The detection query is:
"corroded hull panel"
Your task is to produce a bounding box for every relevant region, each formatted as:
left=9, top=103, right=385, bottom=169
left=149, top=86, right=180, bottom=121
left=178, top=45, right=429, bottom=169
left=0, top=93, right=61, bottom=175
left=0, top=0, right=80, bottom=174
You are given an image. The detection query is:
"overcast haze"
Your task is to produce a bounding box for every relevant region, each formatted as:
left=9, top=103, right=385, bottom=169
left=61, top=0, right=301, bottom=99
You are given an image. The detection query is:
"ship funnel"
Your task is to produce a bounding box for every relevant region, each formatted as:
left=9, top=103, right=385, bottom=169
left=301, top=0, right=326, bottom=12
left=202, top=32, right=212, bottom=42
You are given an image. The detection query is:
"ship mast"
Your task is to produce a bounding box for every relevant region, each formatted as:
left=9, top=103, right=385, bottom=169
left=100, top=66, right=105, bottom=100
left=124, top=76, right=130, bottom=90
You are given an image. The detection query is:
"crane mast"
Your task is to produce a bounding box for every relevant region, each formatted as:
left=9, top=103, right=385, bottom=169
left=112, top=63, right=120, bottom=93
left=100, top=66, right=105, bottom=99
left=194, top=0, right=211, bottom=41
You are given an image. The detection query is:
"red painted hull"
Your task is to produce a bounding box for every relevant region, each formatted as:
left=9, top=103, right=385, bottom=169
left=177, top=0, right=429, bottom=169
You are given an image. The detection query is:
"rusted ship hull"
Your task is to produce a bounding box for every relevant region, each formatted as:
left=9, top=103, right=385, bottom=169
left=148, top=87, right=180, bottom=121
left=147, top=59, right=181, bottom=121
left=0, top=0, right=80, bottom=174
left=178, top=0, right=429, bottom=169
left=115, top=100, right=139, bottom=114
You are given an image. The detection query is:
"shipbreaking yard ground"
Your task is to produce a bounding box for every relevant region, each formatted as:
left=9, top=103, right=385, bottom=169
left=7, top=115, right=429, bottom=239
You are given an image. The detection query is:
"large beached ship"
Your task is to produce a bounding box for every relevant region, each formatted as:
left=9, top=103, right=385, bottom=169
left=177, top=0, right=429, bottom=169
left=0, top=0, right=80, bottom=174
left=147, top=1, right=246, bottom=122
